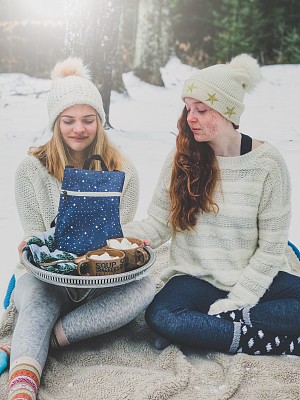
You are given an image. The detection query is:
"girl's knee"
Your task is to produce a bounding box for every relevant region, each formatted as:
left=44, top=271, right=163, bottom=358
left=145, top=304, right=160, bottom=331
left=15, top=274, right=67, bottom=313
left=145, top=299, right=169, bottom=333
left=275, top=272, right=300, bottom=299
left=142, top=276, right=156, bottom=299
left=133, top=276, right=156, bottom=305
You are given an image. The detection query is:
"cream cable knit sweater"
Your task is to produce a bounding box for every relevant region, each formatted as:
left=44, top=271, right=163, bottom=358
left=14, top=155, right=139, bottom=281
left=123, top=142, right=292, bottom=314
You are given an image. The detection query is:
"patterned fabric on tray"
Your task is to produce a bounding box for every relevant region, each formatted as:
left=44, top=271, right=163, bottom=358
left=23, top=227, right=78, bottom=274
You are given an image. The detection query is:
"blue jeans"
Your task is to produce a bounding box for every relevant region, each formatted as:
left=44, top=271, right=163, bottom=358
left=145, top=272, right=300, bottom=352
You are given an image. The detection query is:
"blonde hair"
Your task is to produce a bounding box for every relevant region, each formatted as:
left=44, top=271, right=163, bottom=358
left=29, top=114, right=124, bottom=181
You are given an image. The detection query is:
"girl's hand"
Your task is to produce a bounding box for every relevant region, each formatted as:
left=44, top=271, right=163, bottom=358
left=208, top=298, right=241, bottom=315
left=143, top=240, right=151, bottom=246
left=18, top=240, right=27, bottom=263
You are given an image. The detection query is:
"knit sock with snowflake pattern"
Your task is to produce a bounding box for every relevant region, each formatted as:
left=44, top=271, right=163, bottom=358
left=234, top=322, right=300, bottom=356
left=216, top=307, right=252, bottom=326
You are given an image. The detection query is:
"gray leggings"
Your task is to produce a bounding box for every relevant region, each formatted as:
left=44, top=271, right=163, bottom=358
left=12, top=273, right=156, bottom=369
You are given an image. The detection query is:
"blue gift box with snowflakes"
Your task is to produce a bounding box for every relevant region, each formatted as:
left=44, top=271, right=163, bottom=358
left=55, top=166, right=125, bottom=255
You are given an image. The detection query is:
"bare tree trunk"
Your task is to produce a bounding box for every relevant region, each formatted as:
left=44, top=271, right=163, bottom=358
left=64, top=0, right=122, bottom=127
left=111, top=13, right=127, bottom=95
left=111, top=0, right=140, bottom=93
left=134, top=0, right=172, bottom=86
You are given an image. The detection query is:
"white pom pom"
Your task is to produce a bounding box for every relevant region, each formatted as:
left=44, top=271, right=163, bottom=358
left=51, top=57, right=91, bottom=80
left=229, top=54, right=262, bottom=92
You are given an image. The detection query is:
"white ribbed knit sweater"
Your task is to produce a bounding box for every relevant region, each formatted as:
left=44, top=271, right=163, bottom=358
left=123, top=142, right=292, bottom=314
left=15, top=156, right=139, bottom=280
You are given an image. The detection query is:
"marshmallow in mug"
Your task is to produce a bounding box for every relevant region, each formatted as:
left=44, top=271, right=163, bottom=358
left=89, top=252, right=119, bottom=261
left=107, top=238, right=138, bottom=250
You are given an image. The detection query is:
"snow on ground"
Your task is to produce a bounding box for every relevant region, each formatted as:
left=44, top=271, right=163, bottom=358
left=0, top=57, right=299, bottom=313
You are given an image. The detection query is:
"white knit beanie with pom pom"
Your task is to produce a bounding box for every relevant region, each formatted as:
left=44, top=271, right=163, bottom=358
left=47, top=57, right=106, bottom=129
left=181, top=54, right=262, bottom=125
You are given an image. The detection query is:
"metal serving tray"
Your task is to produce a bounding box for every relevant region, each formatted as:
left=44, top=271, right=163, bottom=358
left=22, top=246, right=155, bottom=288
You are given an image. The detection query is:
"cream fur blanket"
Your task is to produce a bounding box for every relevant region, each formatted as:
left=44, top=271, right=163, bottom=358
left=1, top=244, right=300, bottom=400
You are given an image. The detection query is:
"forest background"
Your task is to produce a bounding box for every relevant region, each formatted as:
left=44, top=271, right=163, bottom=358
left=1, top=0, right=300, bottom=306
left=1, top=0, right=300, bottom=125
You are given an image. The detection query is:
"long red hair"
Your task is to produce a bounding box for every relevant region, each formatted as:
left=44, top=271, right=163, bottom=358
left=169, top=108, right=220, bottom=231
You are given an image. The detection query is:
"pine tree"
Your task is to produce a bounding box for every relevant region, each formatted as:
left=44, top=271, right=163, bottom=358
left=45, top=235, right=56, bottom=252
left=38, top=251, right=53, bottom=264
left=257, top=0, right=300, bottom=64
left=211, top=0, right=264, bottom=63
left=27, top=237, right=45, bottom=247
left=169, top=0, right=218, bottom=67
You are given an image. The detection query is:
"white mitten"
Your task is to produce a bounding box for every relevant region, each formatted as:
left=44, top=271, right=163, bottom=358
left=208, top=298, right=240, bottom=316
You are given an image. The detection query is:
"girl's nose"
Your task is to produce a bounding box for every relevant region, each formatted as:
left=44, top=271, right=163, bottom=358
left=187, top=111, right=197, bottom=123
left=72, top=122, right=85, bottom=133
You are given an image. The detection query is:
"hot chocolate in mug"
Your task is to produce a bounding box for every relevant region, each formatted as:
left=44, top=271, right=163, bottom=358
left=77, top=249, right=125, bottom=276
left=106, top=237, right=149, bottom=271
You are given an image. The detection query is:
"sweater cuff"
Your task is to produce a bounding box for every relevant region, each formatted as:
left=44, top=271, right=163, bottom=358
left=123, top=222, right=164, bottom=249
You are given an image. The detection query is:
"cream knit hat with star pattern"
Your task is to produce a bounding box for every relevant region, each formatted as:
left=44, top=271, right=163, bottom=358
left=181, top=54, right=262, bottom=125
left=47, top=57, right=106, bottom=129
